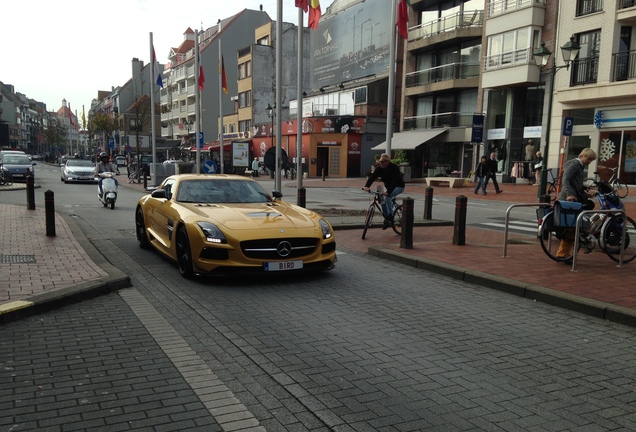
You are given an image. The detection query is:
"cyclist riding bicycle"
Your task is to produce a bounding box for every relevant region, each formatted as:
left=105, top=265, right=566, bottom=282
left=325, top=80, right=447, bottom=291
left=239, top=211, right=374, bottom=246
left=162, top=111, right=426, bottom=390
left=94, top=152, right=120, bottom=197
left=363, top=153, right=405, bottom=229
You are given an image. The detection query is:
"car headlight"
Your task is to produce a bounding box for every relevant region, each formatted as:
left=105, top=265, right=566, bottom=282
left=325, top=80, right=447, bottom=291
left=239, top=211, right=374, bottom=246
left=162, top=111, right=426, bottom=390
left=319, top=218, right=333, bottom=239
left=197, top=222, right=227, bottom=244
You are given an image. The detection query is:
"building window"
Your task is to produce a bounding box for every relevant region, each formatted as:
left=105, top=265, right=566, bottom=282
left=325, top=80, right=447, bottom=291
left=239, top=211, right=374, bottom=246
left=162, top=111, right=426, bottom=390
left=576, top=0, right=603, bottom=16
left=571, top=31, right=600, bottom=86
left=257, top=36, right=269, bottom=45
left=238, top=91, right=252, bottom=108
left=485, top=27, right=535, bottom=69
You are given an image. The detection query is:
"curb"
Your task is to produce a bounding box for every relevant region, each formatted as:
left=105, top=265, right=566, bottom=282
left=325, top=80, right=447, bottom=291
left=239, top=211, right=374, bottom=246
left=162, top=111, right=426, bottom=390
left=0, top=211, right=132, bottom=325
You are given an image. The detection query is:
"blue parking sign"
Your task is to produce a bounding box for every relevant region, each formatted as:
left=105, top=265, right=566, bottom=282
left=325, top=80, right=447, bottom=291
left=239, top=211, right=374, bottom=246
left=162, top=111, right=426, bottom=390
left=108, top=137, right=115, bottom=149
left=562, top=117, right=574, bottom=136
left=199, top=132, right=204, bottom=148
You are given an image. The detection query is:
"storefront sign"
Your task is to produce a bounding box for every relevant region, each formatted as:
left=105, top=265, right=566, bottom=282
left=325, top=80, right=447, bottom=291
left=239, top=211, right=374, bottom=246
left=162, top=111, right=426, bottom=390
left=487, top=128, right=507, bottom=140
left=523, top=126, right=542, bottom=138
left=471, top=114, right=484, bottom=142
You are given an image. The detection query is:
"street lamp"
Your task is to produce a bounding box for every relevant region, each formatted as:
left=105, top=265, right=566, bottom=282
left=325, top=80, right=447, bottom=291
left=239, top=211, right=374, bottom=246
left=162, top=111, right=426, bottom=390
left=266, top=103, right=275, bottom=178
left=533, top=36, right=581, bottom=198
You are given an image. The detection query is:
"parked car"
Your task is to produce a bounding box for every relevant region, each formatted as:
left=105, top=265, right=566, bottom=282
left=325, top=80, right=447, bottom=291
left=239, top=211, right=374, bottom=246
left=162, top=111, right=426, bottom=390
left=0, top=154, right=35, bottom=181
left=61, top=159, right=97, bottom=183
left=114, top=155, right=127, bottom=167
left=135, top=174, right=337, bottom=278
left=0, top=150, right=27, bottom=160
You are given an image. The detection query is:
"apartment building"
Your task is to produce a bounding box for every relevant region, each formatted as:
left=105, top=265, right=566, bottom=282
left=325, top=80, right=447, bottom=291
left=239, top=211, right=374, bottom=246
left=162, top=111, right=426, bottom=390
left=401, top=0, right=484, bottom=178
left=549, top=0, right=636, bottom=185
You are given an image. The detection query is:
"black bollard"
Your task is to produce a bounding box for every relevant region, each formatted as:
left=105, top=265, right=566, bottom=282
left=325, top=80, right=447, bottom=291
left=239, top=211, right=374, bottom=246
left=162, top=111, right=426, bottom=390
left=423, top=186, right=433, bottom=220
left=26, top=174, right=36, bottom=210
left=143, top=171, right=148, bottom=189
left=453, top=195, right=467, bottom=245
left=45, top=190, right=56, bottom=237
left=322, top=168, right=326, bottom=181
left=400, top=197, right=414, bottom=249
left=297, top=186, right=306, bottom=208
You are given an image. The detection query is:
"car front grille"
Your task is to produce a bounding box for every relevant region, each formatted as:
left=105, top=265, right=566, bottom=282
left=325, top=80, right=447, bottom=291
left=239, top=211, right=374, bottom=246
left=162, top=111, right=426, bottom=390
left=240, top=237, right=318, bottom=260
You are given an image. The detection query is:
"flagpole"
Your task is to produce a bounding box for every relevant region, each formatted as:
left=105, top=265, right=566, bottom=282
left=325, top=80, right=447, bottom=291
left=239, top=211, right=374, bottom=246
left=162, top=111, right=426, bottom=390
left=275, top=0, right=283, bottom=191
left=195, top=29, right=201, bottom=174
left=149, top=32, right=158, bottom=186
left=385, top=0, right=399, bottom=156
left=218, top=20, right=224, bottom=174
left=296, top=6, right=304, bottom=194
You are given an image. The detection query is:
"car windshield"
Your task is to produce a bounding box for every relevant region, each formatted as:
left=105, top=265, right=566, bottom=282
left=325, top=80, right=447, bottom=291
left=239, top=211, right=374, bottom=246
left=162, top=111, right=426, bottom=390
left=2, top=156, right=30, bottom=165
left=67, top=160, right=94, bottom=167
left=176, top=179, right=271, bottom=204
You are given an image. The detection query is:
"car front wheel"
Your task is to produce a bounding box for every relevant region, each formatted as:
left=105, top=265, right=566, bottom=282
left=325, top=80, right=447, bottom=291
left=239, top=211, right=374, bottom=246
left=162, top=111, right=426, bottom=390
left=176, top=226, right=195, bottom=278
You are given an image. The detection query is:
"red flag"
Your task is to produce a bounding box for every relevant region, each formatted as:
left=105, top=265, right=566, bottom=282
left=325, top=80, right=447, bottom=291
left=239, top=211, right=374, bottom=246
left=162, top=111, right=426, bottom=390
left=397, top=0, right=410, bottom=40
left=221, top=55, right=228, bottom=94
left=198, top=50, right=205, bottom=91
left=307, top=0, right=321, bottom=30
left=295, top=0, right=308, bottom=12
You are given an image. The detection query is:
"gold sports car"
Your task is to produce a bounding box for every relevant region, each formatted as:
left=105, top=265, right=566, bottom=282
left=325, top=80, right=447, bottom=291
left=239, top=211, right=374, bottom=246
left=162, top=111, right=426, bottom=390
left=135, top=174, right=337, bottom=278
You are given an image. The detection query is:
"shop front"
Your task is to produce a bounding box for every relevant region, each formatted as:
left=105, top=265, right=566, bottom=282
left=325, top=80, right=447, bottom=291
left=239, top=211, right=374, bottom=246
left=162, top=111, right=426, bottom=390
left=593, top=107, right=636, bottom=185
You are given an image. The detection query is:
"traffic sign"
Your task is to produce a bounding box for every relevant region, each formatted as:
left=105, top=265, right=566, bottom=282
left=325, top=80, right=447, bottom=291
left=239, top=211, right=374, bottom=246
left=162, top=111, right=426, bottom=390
left=108, top=137, right=115, bottom=149
left=203, top=160, right=217, bottom=174
left=199, top=132, right=204, bottom=148
left=562, top=117, right=574, bottom=136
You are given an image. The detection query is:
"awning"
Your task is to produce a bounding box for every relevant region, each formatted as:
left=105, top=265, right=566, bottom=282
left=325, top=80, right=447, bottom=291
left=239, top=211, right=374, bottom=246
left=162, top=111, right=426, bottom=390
left=372, top=128, right=448, bottom=151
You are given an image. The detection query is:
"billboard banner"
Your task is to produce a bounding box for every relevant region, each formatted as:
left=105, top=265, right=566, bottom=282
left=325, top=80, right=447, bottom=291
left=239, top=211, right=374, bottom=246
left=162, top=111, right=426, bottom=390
left=310, top=0, right=392, bottom=89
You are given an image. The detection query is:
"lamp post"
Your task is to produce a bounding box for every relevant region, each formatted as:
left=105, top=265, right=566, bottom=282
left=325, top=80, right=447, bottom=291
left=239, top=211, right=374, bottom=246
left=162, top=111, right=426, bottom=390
left=533, top=36, right=581, bottom=199
left=266, top=103, right=275, bottom=179
left=184, top=120, right=193, bottom=162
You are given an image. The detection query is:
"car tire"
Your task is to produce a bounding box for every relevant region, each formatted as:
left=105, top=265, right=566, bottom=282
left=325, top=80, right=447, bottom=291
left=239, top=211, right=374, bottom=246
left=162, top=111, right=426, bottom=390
left=176, top=226, right=195, bottom=279
left=135, top=207, right=151, bottom=249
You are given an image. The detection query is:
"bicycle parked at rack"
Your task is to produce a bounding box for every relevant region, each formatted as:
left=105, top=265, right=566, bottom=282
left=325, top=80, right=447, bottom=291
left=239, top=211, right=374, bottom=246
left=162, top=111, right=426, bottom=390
left=0, top=165, right=13, bottom=186
left=545, top=168, right=559, bottom=201
left=361, top=189, right=403, bottom=239
left=537, top=180, right=636, bottom=263
left=128, top=166, right=144, bottom=184
left=584, top=166, right=628, bottom=198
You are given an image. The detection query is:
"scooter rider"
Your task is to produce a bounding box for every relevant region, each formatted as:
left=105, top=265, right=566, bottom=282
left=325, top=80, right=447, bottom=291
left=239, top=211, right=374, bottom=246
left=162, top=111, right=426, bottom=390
left=94, top=152, right=120, bottom=197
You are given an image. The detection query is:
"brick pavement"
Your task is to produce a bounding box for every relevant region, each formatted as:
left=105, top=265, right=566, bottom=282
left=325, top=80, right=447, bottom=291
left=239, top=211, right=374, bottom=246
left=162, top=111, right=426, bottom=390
left=1, top=175, right=636, bottom=326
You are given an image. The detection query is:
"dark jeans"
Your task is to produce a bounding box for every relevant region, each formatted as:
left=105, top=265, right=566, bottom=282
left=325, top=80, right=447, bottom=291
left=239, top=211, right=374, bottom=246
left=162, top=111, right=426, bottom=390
left=484, top=174, right=500, bottom=192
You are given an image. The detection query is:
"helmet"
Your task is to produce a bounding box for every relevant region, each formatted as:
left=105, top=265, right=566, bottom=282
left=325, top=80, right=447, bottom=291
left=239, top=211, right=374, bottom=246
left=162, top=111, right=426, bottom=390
left=99, top=152, right=109, bottom=161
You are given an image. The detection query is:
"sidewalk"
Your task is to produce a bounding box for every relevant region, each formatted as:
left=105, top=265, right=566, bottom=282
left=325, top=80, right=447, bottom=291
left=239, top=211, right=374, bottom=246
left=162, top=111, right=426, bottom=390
left=2, top=175, right=635, bottom=326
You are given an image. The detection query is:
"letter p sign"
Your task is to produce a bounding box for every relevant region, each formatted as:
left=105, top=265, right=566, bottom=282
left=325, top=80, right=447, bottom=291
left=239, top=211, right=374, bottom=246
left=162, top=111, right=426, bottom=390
left=562, top=117, right=574, bottom=136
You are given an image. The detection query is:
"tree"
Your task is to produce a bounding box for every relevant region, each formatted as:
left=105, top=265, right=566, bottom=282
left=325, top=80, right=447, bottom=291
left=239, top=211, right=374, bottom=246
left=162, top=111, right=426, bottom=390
left=42, top=118, right=67, bottom=158
left=91, top=112, right=119, bottom=157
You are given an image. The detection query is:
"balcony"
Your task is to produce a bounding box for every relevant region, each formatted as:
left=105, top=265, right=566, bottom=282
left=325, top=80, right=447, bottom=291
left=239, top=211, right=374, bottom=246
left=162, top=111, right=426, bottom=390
left=486, top=0, right=545, bottom=36
left=405, top=63, right=480, bottom=96
left=481, top=47, right=540, bottom=88
left=612, top=49, right=636, bottom=82
left=618, top=0, right=636, bottom=23
left=407, top=10, right=483, bottom=51
left=403, top=111, right=474, bottom=129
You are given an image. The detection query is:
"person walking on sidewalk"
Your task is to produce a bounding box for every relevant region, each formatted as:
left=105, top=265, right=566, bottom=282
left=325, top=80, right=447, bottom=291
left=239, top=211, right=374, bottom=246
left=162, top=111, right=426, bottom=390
left=364, top=153, right=405, bottom=228
left=533, top=151, right=543, bottom=185
left=485, top=152, right=503, bottom=194
left=556, top=148, right=597, bottom=260
left=474, top=155, right=490, bottom=196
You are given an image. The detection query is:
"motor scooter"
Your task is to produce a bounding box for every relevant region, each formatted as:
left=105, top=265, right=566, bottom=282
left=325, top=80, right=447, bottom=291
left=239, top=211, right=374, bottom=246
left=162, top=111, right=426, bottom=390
left=97, top=172, right=118, bottom=209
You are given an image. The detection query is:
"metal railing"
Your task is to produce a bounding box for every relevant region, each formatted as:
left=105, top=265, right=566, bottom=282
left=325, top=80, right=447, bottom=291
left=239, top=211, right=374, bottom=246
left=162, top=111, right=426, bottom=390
left=403, top=112, right=474, bottom=129
left=571, top=56, right=599, bottom=86
left=405, top=63, right=480, bottom=87
left=488, top=0, right=545, bottom=18
left=407, top=10, right=483, bottom=42
left=622, top=0, right=636, bottom=8
left=484, top=47, right=534, bottom=70
left=576, top=0, right=604, bottom=16
left=611, top=50, right=636, bottom=82
left=502, top=203, right=552, bottom=258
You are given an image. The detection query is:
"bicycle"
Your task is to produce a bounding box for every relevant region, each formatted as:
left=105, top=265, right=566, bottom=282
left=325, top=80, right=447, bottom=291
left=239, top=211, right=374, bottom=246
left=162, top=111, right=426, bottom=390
left=537, top=180, right=636, bottom=264
left=128, top=167, right=144, bottom=184
left=584, top=166, right=628, bottom=198
left=0, top=165, right=13, bottom=186
left=361, top=189, right=403, bottom=239
left=545, top=168, right=559, bottom=201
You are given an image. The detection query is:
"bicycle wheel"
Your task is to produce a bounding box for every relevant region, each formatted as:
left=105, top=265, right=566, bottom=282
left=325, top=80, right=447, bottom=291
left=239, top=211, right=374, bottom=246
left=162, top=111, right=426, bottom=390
left=601, top=215, right=636, bottom=263
left=538, top=212, right=578, bottom=262
left=361, top=205, right=375, bottom=239
left=391, top=202, right=403, bottom=235
left=613, top=179, right=629, bottom=198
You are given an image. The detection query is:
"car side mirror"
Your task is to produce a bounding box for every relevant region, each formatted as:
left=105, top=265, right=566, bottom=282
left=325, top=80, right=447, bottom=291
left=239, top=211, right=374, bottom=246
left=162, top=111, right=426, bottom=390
left=151, top=188, right=167, bottom=199
left=271, top=190, right=283, bottom=200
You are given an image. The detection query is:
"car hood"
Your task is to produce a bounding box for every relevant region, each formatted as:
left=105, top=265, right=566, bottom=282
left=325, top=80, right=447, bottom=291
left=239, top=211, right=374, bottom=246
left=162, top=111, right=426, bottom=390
left=182, top=202, right=319, bottom=230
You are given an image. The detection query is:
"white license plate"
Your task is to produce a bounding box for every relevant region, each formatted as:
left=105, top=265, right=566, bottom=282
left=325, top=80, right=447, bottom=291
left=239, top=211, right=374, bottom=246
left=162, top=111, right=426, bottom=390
left=264, top=260, right=303, bottom=271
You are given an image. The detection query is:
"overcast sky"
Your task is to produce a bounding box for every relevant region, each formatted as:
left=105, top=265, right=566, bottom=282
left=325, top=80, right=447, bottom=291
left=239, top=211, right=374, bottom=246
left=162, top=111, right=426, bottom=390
left=1, top=0, right=334, bottom=117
